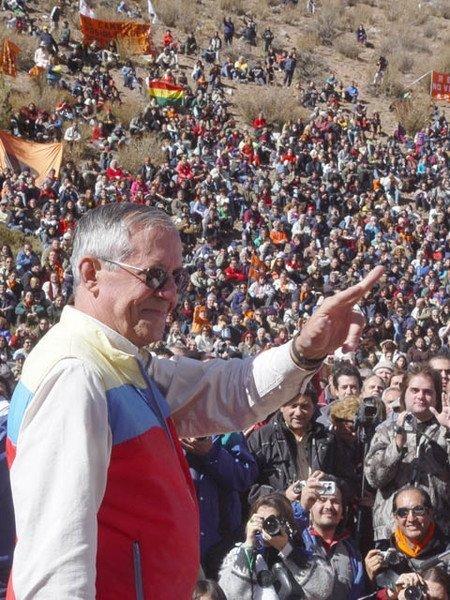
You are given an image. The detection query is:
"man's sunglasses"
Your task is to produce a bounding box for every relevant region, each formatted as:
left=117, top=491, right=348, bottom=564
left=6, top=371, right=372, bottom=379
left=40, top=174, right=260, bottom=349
left=101, top=259, right=189, bottom=293
left=395, top=505, right=428, bottom=518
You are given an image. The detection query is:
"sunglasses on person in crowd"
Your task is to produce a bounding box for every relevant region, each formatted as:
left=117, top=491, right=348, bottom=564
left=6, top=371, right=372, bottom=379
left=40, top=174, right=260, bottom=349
left=101, top=259, right=189, bottom=293
left=394, top=505, right=428, bottom=518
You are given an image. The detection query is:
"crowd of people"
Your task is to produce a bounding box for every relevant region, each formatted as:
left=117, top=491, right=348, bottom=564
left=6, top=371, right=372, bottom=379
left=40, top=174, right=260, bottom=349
left=0, top=0, right=449, bottom=598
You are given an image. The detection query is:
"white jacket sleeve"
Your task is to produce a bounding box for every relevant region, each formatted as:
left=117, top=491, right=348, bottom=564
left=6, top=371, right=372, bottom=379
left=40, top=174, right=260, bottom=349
left=149, top=340, right=315, bottom=437
left=10, top=359, right=111, bottom=600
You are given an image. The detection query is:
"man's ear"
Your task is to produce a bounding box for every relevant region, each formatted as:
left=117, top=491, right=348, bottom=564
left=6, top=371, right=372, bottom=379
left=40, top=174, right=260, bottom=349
left=78, top=257, right=101, bottom=295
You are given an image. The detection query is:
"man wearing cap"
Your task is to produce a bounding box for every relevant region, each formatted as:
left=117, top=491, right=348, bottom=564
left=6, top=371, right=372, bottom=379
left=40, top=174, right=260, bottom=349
left=373, top=359, right=395, bottom=386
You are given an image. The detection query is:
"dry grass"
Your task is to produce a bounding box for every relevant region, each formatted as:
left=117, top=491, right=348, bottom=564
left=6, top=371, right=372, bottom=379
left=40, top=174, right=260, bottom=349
left=430, top=1, right=450, bottom=20
left=237, top=86, right=308, bottom=128
left=394, top=96, right=431, bottom=135
left=314, top=1, right=346, bottom=46
left=380, top=66, right=407, bottom=99
left=116, top=132, right=165, bottom=173
left=219, top=0, right=245, bottom=15
left=296, top=48, right=326, bottom=80
left=0, top=29, right=37, bottom=71
left=392, top=51, right=415, bottom=75
left=0, top=76, right=12, bottom=129
left=335, top=35, right=361, bottom=60
left=0, top=223, right=42, bottom=255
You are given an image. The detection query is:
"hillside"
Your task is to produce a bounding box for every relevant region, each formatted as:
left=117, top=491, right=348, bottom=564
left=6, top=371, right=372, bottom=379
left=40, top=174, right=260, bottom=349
left=1, top=0, right=449, bottom=137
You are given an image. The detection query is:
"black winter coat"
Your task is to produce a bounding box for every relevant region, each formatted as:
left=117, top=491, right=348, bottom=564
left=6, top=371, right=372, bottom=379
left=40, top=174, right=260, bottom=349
left=247, top=412, right=357, bottom=504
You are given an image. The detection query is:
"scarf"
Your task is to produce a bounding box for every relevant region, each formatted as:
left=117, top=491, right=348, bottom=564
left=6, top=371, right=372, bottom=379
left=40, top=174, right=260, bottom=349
left=394, top=522, right=436, bottom=558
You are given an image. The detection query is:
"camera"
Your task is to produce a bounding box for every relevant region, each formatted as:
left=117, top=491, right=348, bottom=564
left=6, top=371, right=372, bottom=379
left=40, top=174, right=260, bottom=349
left=292, top=480, right=305, bottom=495
left=261, top=515, right=286, bottom=537
left=403, top=413, right=418, bottom=433
left=404, top=585, right=425, bottom=600
left=379, top=548, right=402, bottom=568
left=320, top=481, right=337, bottom=496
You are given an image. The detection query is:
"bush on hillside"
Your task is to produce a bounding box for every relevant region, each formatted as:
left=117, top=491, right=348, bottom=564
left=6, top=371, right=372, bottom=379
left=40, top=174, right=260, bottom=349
left=0, top=76, right=12, bottom=129
left=238, top=87, right=308, bottom=129
left=335, top=36, right=361, bottom=60
left=394, top=97, right=431, bottom=135
left=220, top=0, right=245, bottom=14
left=116, top=133, right=165, bottom=173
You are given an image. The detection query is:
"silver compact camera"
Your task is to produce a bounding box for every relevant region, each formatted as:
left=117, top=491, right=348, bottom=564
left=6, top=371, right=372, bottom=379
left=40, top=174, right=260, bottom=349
left=403, top=413, right=418, bottom=433
left=319, top=481, right=336, bottom=496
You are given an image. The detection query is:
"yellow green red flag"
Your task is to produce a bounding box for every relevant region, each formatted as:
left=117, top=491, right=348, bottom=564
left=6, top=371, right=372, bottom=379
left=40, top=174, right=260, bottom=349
left=148, top=79, right=184, bottom=107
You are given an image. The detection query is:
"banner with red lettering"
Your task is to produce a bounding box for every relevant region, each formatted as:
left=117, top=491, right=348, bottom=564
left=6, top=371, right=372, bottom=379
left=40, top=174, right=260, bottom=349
left=430, top=71, right=450, bottom=101
left=80, top=14, right=152, bottom=54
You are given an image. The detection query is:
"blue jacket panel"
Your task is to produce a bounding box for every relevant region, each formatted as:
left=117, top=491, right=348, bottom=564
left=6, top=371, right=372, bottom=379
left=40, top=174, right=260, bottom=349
left=0, top=413, right=15, bottom=599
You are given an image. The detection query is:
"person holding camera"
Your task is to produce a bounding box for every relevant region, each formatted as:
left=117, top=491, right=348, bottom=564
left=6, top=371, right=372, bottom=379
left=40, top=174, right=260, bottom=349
left=364, top=365, right=450, bottom=543
left=364, top=486, right=450, bottom=598
left=293, top=472, right=366, bottom=599
left=218, top=493, right=334, bottom=599
left=247, top=383, right=356, bottom=505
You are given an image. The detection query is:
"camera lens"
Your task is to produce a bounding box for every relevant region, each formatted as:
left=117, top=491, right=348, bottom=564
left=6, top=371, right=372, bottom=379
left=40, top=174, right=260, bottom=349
left=262, top=515, right=282, bottom=537
left=404, top=586, right=424, bottom=600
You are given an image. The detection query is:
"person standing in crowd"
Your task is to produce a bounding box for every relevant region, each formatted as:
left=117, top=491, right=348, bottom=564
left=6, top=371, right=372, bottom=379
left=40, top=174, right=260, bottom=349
left=364, top=486, right=450, bottom=596
left=247, top=383, right=356, bottom=504
left=295, top=473, right=366, bottom=599
left=183, top=432, right=257, bottom=578
left=218, top=493, right=334, bottom=599
left=364, top=366, right=450, bottom=543
left=6, top=203, right=382, bottom=599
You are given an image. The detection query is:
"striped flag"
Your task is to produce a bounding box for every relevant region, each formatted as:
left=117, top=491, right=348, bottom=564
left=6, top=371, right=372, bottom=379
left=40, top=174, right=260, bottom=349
left=148, top=80, right=184, bottom=107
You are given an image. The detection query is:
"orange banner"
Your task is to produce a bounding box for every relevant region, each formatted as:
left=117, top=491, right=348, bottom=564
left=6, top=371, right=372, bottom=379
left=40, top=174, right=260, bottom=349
left=0, top=131, right=63, bottom=186
left=80, top=14, right=152, bottom=53
left=431, top=71, right=450, bottom=101
left=0, top=39, right=21, bottom=77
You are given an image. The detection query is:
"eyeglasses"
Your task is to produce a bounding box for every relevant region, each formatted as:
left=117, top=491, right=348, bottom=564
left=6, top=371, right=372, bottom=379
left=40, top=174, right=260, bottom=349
left=101, top=259, right=188, bottom=293
left=395, top=505, right=428, bottom=518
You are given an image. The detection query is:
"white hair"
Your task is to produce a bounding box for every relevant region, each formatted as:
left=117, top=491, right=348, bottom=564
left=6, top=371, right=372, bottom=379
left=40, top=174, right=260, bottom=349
left=70, top=203, right=176, bottom=288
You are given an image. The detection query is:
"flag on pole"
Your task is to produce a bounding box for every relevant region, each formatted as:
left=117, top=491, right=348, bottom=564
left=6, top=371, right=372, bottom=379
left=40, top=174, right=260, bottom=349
left=0, top=39, right=21, bottom=77
left=148, top=80, right=185, bottom=107
left=79, top=0, right=96, bottom=18
left=147, top=0, right=158, bottom=23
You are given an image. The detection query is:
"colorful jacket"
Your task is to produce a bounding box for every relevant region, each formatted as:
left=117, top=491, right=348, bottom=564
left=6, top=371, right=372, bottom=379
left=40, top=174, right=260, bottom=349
left=7, top=306, right=313, bottom=599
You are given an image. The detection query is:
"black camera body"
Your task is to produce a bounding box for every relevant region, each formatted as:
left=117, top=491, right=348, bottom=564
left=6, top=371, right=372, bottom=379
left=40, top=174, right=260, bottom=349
left=262, top=515, right=286, bottom=537
left=404, top=585, right=425, bottom=600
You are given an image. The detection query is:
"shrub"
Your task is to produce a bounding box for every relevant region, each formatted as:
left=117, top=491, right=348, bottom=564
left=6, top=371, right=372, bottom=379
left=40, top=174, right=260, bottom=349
left=394, top=97, right=431, bottom=135
left=313, top=0, right=347, bottom=46
left=116, top=133, right=165, bottom=173
left=381, top=66, right=407, bottom=99
left=393, top=52, right=414, bottom=74
left=296, top=49, right=326, bottom=80
left=153, top=0, right=181, bottom=27
left=0, top=76, right=12, bottom=129
left=237, top=86, right=308, bottom=129
left=0, top=223, right=41, bottom=255
left=430, top=0, right=450, bottom=19
left=335, top=36, right=361, bottom=60
left=220, top=0, right=245, bottom=14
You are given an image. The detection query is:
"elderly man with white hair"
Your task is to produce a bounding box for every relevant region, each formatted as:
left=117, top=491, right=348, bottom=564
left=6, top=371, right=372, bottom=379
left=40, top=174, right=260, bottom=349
left=6, top=203, right=383, bottom=599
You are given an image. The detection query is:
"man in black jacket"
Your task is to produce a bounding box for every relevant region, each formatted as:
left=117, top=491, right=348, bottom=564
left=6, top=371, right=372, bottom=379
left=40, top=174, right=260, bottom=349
left=247, top=383, right=356, bottom=504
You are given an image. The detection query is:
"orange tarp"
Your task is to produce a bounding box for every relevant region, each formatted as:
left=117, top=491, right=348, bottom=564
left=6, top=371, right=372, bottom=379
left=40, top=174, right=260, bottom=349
left=431, top=71, right=450, bottom=101
left=0, top=131, right=63, bottom=186
left=0, top=39, right=21, bottom=77
left=80, top=14, right=152, bottom=53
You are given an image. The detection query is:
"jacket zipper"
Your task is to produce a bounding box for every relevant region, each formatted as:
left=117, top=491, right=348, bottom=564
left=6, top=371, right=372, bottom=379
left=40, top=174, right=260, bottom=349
left=133, top=541, right=144, bottom=600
